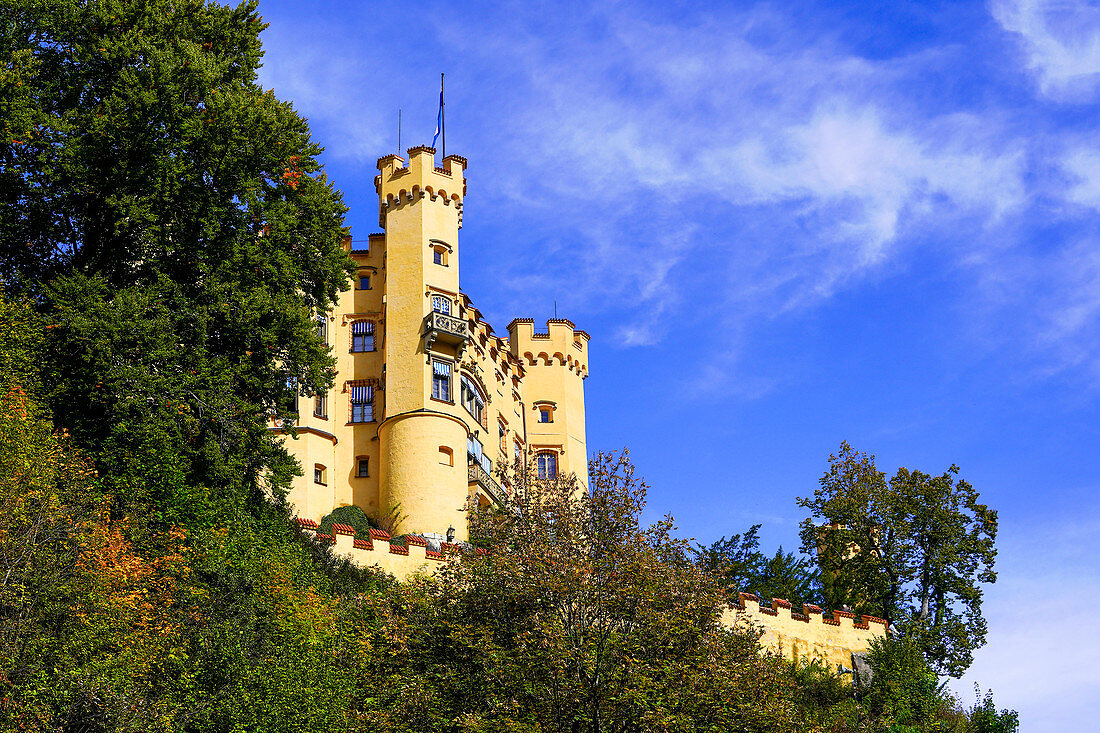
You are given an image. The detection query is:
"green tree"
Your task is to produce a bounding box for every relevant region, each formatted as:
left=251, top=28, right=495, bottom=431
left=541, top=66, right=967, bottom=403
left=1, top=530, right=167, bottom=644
left=798, top=443, right=998, bottom=677
left=0, top=0, right=351, bottom=529
left=863, top=635, right=952, bottom=731
left=383, top=451, right=855, bottom=732
left=695, top=526, right=821, bottom=609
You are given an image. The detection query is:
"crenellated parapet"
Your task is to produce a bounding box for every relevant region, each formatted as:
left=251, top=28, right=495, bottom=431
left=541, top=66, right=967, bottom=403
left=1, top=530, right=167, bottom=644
left=296, top=517, right=884, bottom=666
left=295, top=517, right=470, bottom=577
left=507, top=318, right=589, bottom=379
left=722, top=591, right=888, bottom=669
left=375, top=147, right=468, bottom=228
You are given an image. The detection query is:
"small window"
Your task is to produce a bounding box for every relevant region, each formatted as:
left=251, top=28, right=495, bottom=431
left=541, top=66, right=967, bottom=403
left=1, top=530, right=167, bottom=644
left=432, top=360, right=452, bottom=402
left=431, top=243, right=450, bottom=267
left=316, top=316, right=327, bottom=345
left=538, top=408, right=552, bottom=423
left=351, top=320, right=375, bottom=352
left=439, top=446, right=453, bottom=466
left=314, top=464, right=327, bottom=485
left=514, top=441, right=522, bottom=463
left=350, top=383, right=374, bottom=423
left=357, top=457, right=369, bottom=478
left=431, top=295, right=451, bottom=315
left=358, top=274, right=371, bottom=290
left=313, top=393, right=326, bottom=418
left=536, top=452, right=557, bottom=480
left=499, top=421, right=507, bottom=452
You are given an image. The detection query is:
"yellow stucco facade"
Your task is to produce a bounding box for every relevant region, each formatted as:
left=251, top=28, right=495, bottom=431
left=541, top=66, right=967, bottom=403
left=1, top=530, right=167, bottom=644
left=275, top=146, right=884, bottom=668
left=274, top=147, right=590, bottom=544
left=723, top=592, right=887, bottom=669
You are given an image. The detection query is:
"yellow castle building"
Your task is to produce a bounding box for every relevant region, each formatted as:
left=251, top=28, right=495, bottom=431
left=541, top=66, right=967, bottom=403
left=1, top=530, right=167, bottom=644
left=275, top=146, right=590, bottom=546
left=275, top=146, right=885, bottom=667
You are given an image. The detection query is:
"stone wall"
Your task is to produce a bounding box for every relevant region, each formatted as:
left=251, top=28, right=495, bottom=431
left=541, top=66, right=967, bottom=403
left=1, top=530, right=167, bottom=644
left=298, top=519, right=886, bottom=668
left=722, top=592, right=887, bottom=669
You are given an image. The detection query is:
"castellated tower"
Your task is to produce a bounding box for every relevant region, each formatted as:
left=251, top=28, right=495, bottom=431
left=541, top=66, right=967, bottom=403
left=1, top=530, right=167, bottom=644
left=376, top=147, right=470, bottom=540
left=275, top=146, right=590, bottom=546
left=507, top=318, right=590, bottom=490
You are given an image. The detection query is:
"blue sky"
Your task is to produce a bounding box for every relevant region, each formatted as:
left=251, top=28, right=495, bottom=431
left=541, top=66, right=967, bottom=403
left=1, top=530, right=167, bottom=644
left=255, top=1, right=1098, bottom=727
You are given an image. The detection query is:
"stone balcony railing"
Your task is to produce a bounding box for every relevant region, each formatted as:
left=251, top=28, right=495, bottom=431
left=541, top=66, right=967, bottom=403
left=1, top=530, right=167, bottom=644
left=468, top=463, right=507, bottom=506
left=424, top=311, right=470, bottom=351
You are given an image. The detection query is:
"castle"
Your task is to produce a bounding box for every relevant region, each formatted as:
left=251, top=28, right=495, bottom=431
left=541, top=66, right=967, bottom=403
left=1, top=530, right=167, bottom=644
left=274, top=146, right=589, bottom=545
left=276, top=146, right=885, bottom=669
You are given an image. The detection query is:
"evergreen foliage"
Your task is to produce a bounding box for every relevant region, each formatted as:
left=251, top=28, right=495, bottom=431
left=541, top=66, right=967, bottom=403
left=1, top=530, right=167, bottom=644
left=0, top=2, right=1015, bottom=729
left=694, top=524, right=821, bottom=608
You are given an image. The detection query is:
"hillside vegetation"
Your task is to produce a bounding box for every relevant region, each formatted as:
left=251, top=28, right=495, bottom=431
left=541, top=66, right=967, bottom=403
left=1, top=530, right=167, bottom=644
left=0, top=1, right=1016, bottom=730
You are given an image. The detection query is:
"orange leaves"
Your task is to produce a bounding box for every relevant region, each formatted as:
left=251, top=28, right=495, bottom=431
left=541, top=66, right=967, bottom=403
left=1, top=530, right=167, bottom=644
left=281, top=154, right=304, bottom=190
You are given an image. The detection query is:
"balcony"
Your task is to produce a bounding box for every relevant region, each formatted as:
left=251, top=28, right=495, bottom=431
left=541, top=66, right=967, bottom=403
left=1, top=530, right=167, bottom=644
left=424, top=311, right=470, bottom=352
left=468, top=463, right=507, bottom=506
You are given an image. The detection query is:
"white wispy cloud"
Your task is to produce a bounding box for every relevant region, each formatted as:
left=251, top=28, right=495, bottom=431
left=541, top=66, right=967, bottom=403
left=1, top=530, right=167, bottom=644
left=259, top=2, right=1100, bottom=388
left=949, top=511, right=1100, bottom=732
left=993, top=0, right=1100, bottom=100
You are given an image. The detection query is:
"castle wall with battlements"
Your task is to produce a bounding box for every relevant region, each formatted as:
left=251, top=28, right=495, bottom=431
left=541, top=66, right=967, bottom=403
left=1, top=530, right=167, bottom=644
left=295, top=519, right=886, bottom=668
left=273, top=148, right=590, bottom=542
left=723, top=592, right=887, bottom=669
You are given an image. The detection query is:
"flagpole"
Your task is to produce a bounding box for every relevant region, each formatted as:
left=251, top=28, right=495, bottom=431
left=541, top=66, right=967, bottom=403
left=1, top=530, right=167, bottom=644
left=440, top=72, right=445, bottom=160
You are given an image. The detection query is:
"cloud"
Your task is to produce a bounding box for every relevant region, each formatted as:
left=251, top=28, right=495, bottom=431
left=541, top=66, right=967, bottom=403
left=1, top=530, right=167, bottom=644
left=948, top=513, right=1100, bottom=731
left=258, top=2, right=1100, bottom=387
left=993, top=0, right=1100, bottom=100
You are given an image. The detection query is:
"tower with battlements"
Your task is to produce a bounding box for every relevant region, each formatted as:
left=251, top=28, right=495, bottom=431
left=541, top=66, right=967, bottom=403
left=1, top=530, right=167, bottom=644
left=273, top=147, right=590, bottom=544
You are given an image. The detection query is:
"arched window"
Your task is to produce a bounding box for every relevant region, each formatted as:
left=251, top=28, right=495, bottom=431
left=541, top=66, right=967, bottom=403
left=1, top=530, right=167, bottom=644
left=439, top=446, right=454, bottom=466
left=431, top=295, right=451, bottom=315
left=351, top=320, right=374, bottom=352
left=460, top=374, right=486, bottom=426
left=536, top=452, right=557, bottom=480
left=314, top=464, right=327, bottom=485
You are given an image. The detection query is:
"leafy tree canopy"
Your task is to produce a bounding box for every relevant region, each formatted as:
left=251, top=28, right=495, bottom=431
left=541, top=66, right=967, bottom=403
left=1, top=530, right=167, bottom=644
left=0, top=0, right=352, bottom=531
left=694, top=524, right=821, bottom=609
left=798, top=443, right=998, bottom=678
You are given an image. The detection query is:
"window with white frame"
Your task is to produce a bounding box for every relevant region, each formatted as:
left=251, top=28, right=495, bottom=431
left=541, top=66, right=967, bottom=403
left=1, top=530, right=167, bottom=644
left=351, top=320, right=374, bottom=352
left=313, top=393, right=326, bottom=418
left=432, top=360, right=452, bottom=402
left=431, top=294, right=451, bottom=315
left=536, top=452, right=557, bottom=480
left=460, top=374, right=485, bottom=425
left=350, top=383, right=373, bottom=423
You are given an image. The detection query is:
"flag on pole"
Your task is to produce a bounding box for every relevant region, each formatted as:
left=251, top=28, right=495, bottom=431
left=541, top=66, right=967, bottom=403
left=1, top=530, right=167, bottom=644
left=431, top=84, right=443, bottom=150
